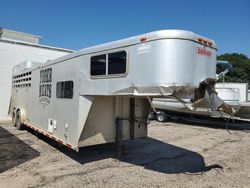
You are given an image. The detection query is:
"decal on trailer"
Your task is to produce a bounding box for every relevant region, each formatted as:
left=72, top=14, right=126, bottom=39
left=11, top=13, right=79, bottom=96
left=197, top=47, right=212, bottom=57
left=39, top=68, right=52, bottom=105
left=137, top=44, right=151, bottom=54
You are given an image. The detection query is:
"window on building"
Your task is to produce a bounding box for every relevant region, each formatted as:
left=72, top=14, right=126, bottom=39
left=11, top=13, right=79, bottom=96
left=90, top=54, right=106, bottom=76
left=108, top=51, right=127, bottom=75
left=56, top=81, right=74, bottom=99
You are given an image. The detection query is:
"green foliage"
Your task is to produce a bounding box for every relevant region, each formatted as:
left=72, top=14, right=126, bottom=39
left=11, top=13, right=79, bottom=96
left=217, top=53, right=250, bottom=85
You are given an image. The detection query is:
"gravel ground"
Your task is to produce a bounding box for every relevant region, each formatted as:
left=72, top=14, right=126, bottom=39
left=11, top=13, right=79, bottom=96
left=0, top=121, right=250, bottom=188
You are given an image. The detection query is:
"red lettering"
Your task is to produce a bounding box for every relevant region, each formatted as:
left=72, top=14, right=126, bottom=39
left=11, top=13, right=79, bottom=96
left=197, top=47, right=212, bottom=57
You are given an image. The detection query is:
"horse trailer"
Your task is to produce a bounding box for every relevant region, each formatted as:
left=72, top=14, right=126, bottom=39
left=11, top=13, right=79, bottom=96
left=10, top=30, right=222, bottom=151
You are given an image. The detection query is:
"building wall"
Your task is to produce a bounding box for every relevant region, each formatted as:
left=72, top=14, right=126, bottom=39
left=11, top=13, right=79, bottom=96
left=0, top=40, right=72, bottom=120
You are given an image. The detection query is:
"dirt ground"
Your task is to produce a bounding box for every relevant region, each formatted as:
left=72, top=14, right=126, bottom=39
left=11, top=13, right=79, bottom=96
left=0, top=121, right=250, bottom=188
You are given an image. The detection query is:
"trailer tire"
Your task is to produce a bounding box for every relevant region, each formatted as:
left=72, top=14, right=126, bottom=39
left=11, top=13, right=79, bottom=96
left=148, top=111, right=155, bottom=120
left=156, top=111, right=167, bottom=122
left=12, top=110, right=16, bottom=126
left=16, top=111, right=24, bottom=130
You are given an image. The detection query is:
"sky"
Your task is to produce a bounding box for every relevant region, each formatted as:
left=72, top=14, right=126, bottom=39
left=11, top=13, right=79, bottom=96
left=0, top=0, right=249, bottom=56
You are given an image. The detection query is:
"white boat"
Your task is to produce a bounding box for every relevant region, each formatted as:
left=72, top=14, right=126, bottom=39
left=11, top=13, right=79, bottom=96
left=151, top=62, right=250, bottom=122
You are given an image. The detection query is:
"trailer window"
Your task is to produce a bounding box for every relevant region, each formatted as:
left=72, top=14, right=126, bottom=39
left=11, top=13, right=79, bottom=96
left=108, top=51, right=127, bottom=75
left=56, top=81, right=74, bottom=99
left=90, top=54, right=106, bottom=76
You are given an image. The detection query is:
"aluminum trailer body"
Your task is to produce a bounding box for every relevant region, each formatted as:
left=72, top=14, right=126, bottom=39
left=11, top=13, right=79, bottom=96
left=10, top=30, right=217, bottom=151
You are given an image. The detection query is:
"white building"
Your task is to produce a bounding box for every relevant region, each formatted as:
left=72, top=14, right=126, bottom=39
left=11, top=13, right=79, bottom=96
left=0, top=28, right=73, bottom=121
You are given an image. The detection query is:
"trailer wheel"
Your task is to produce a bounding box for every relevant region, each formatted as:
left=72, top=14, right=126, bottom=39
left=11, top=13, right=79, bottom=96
left=156, top=111, right=167, bottom=122
left=15, top=111, right=24, bottom=130
left=12, top=110, right=16, bottom=126
left=148, top=111, right=155, bottom=120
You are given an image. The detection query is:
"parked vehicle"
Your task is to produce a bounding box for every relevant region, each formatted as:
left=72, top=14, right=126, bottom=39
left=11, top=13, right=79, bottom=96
left=150, top=62, right=250, bottom=122
left=10, top=30, right=222, bottom=151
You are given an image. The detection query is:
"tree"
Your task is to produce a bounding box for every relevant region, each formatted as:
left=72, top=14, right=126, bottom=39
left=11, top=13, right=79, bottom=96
left=217, top=53, right=250, bottom=85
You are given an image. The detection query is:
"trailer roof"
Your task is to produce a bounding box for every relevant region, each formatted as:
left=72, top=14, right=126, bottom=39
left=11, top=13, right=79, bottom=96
left=28, top=30, right=218, bottom=69
left=80, top=29, right=216, bottom=51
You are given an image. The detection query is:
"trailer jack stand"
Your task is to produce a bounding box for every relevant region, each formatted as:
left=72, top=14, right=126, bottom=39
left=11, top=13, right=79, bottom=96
left=115, top=118, right=124, bottom=157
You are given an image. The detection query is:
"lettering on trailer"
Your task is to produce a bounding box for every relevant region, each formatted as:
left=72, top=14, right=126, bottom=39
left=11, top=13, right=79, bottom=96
left=137, top=44, right=151, bottom=54
left=197, top=47, right=212, bottom=57
left=39, top=68, right=52, bottom=105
